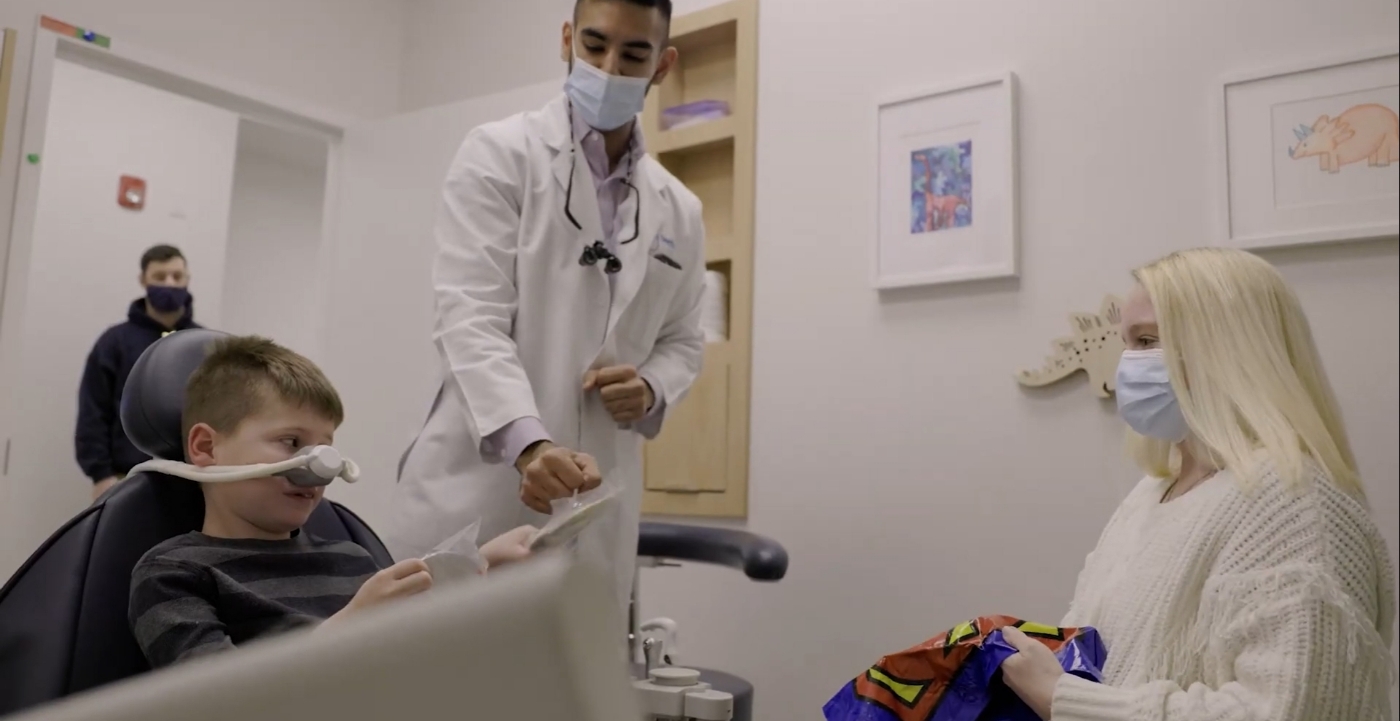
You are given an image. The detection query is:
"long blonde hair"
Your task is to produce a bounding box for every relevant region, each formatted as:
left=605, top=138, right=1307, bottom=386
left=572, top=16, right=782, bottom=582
left=1126, top=248, right=1363, bottom=498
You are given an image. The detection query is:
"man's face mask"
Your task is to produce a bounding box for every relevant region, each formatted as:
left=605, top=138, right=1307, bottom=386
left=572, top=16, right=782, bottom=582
left=146, top=285, right=191, bottom=313
left=564, top=57, right=651, bottom=132
left=1115, top=349, right=1189, bottom=442
left=127, top=445, right=360, bottom=487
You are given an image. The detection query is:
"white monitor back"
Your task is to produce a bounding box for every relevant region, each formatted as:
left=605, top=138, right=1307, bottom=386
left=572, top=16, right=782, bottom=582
left=10, top=555, right=641, bottom=721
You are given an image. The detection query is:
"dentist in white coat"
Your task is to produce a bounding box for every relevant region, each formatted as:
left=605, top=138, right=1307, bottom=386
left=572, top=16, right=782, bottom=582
left=383, top=0, right=705, bottom=610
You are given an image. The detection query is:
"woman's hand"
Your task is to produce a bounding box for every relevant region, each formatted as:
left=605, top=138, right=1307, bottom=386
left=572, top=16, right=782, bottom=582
left=480, top=525, right=538, bottom=571
left=1000, top=626, right=1065, bottom=720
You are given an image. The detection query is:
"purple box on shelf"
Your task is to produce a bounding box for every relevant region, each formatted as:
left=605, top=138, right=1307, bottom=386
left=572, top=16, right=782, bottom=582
left=661, top=100, right=731, bottom=131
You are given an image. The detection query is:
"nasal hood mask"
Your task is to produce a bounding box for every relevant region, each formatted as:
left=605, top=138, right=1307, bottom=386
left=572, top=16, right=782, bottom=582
left=127, top=446, right=360, bottom=488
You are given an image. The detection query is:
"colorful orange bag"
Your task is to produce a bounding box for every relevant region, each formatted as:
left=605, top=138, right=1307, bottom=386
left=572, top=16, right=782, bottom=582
left=822, top=615, right=1107, bottom=721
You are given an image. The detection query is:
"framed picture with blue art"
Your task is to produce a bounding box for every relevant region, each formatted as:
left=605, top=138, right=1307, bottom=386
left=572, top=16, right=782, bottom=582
left=1216, top=47, right=1399, bottom=249
left=910, top=141, right=973, bottom=233
left=875, top=73, right=1019, bottom=290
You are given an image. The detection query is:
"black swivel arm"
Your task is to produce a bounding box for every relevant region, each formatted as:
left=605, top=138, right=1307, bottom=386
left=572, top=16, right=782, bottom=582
left=637, top=522, right=788, bottom=581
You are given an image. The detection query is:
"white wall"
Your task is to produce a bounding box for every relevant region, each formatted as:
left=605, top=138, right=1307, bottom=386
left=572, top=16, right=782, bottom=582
left=398, top=0, right=729, bottom=112
left=0, top=0, right=402, bottom=577
left=0, top=0, right=405, bottom=329
left=396, top=0, right=1400, bottom=718
left=0, top=1, right=403, bottom=119
left=1, top=58, right=239, bottom=574
left=222, top=120, right=329, bottom=359
left=398, top=0, right=562, bottom=111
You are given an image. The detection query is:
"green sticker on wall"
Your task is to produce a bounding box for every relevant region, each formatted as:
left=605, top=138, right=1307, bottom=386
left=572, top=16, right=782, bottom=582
left=76, top=28, right=111, bottom=48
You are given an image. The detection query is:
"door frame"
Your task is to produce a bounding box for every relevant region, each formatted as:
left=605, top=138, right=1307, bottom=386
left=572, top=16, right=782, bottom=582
left=0, top=13, right=350, bottom=572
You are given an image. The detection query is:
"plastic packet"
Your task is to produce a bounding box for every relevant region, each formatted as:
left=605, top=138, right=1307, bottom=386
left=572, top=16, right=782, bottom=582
left=660, top=99, right=732, bottom=130
left=421, top=520, right=488, bottom=587
left=527, top=480, right=624, bottom=552
left=822, top=615, right=1107, bottom=721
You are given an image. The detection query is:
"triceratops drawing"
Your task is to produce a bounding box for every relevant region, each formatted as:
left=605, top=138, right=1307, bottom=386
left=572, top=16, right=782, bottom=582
left=1016, top=295, right=1124, bottom=399
left=1289, top=103, right=1400, bottom=173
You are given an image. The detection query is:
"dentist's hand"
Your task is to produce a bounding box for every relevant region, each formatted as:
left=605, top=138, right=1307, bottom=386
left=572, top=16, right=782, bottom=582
left=515, top=442, right=602, bottom=514
left=584, top=365, right=654, bottom=424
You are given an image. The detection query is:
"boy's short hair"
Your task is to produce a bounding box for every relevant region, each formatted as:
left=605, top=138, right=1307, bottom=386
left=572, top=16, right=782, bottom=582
left=183, top=336, right=344, bottom=442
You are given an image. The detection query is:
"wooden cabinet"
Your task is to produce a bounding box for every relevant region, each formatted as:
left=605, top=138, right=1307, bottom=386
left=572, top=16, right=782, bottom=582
left=640, top=0, right=757, bottom=518
left=0, top=29, right=16, bottom=157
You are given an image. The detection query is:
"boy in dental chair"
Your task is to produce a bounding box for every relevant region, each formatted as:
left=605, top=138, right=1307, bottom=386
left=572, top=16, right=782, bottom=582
left=127, top=335, right=538, bottom=669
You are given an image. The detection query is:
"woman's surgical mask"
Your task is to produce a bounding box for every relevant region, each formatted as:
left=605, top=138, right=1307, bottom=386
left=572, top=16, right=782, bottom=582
left=564, top=58, right=651, bottom=131
left=125, top=446, right=360, bottom=487
left=1115, top=349, right=1189, bottom=442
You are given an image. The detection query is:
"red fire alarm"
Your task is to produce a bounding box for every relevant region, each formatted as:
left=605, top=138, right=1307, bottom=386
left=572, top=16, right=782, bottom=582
left=118, top=175, right=146, bottom=210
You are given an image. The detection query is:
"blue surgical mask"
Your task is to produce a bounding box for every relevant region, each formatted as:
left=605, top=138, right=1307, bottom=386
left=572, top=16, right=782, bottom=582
left=1115, top=349, right=1189, bottom=442
left=564, top=58, right=651, bottom=132
left=146, top=285, right=191, bottom=313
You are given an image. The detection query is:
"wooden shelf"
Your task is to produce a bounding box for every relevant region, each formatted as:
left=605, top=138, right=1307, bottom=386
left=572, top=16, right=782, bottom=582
left=641, top=0, right=757, bottom=519
left=705, top=338, right=732, bottom=356
left=705, top=234, right=734, bottom=264
left=0, top=29, right=16, bottom=159
left=670, top=2, right=743, bottom=38
left=651, top=116, right=736, bottom=155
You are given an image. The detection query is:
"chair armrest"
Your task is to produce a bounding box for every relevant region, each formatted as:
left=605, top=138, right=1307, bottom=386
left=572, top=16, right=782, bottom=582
left=637, top=522, right=788, bottom=581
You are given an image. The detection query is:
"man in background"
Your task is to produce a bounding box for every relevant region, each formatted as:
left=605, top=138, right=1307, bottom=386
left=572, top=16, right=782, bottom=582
left=76, top=244, right=200, bottom=500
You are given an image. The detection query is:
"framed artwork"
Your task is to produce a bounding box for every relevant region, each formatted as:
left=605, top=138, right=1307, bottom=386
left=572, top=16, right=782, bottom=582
left=1216, top=47, right=1399, bottom=249
left=874, top=73, right=1019, bottom=290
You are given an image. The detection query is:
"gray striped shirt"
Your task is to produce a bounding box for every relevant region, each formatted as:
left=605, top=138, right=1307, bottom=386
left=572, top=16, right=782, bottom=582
left=128, top=531, right=381, bottom=668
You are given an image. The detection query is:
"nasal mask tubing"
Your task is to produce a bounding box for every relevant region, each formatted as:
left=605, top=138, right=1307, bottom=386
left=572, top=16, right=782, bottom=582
left=127, top=446, right=360, bottom=488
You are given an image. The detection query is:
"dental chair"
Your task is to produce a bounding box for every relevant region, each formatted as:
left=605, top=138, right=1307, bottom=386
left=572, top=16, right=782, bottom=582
left=630, top=523, right=788, bottom=721
left=0, top=328, right=789, bottom=720
left=0, top=329, right=393, bottom=717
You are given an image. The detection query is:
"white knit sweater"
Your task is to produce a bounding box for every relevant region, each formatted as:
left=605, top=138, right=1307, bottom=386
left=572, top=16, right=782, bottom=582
left=1054, top=461, right=1396, bottom=721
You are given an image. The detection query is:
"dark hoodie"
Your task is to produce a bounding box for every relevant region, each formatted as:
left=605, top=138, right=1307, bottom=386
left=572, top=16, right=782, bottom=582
left=75, top=298, right=200, bottom=482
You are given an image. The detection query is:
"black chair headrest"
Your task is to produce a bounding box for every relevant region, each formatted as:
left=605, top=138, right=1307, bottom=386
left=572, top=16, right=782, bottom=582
left=120, top=328, right=231, bottom=463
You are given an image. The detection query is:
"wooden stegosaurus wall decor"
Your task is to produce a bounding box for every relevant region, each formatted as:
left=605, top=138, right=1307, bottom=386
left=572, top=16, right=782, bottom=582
left=1016, top=295, right=1124, bottom=398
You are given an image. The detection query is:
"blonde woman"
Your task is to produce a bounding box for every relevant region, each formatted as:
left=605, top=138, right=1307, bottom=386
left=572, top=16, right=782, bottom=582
left=999, top=248, right=1396, bottom=720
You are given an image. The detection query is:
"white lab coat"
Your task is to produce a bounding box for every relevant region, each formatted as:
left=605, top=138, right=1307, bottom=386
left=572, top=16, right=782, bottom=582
left=382, top=94, right=706, bottom=609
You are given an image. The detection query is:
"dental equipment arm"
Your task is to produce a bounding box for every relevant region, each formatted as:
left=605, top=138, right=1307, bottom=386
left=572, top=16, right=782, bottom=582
left=636, top=523, right=788, bottom=581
